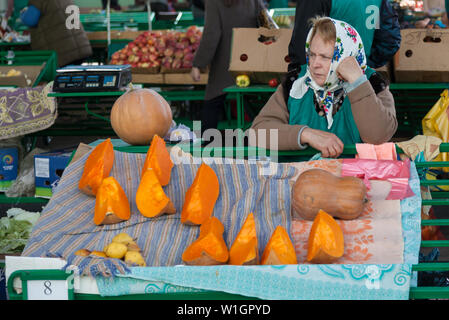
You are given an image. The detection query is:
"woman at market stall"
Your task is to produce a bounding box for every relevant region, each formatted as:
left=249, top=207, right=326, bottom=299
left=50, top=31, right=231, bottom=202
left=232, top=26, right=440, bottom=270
left=20, top=0, right=93, bottom=67
left=250, top=16, right=398, bottom=158
left=287, top=0, right=401, bottom=72
left=190, top=0, right=259, bottom=133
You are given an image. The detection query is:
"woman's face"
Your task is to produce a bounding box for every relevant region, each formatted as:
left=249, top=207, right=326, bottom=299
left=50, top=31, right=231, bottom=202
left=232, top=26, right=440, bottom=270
left=308, top=33, right=335, bottom=87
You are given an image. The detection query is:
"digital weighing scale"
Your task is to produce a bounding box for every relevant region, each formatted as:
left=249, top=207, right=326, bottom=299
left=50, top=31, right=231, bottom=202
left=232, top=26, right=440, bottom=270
left=52, top=65, right=132, bottom=92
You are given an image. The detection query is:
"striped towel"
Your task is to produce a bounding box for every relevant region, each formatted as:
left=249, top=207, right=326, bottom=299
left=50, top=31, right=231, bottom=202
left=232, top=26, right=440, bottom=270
left=22, top=149, right=297, bottom=277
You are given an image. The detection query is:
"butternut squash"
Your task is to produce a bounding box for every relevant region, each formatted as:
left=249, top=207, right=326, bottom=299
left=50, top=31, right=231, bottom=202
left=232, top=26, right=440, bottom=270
left=292, top=169, right=367, bottom=221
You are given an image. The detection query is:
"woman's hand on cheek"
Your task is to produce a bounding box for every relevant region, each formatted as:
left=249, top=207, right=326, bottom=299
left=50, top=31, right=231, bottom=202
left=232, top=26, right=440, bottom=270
left=336, top=56, right=363, bottom=84
left=300, top=128, right=344, bottom=158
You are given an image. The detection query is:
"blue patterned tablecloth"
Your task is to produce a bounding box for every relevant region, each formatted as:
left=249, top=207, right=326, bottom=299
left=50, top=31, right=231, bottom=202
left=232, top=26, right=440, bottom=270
left=95, top=162, right=421, bottom=300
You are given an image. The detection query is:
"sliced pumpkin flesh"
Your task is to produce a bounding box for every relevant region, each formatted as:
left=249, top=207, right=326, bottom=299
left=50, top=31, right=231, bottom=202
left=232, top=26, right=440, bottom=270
left=261, top=226, right=297, bottom=265
left=229, top=213, right=258, bottom=265
left=307, top=210, right=344, bottom=264
left=182, top=217, right=229, bottom=265
left=136, top=168, right=176, bottom=218
left=79, top=138, right=114, bottom=196
left=181, top=163, right=219, bottom=225
left=94, top=176, right=131, bottom=225
left=141, top=134, right=173, bottom=186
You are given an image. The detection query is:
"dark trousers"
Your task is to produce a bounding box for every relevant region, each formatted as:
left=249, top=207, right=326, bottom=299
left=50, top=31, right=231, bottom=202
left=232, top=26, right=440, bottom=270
left=201, top=94, right=226, bottom=133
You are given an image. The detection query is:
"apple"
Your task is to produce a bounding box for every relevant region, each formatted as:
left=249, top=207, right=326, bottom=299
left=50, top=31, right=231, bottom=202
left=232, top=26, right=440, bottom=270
left=164, top=47, right=174, bottom=57
left=149, top=54, right=158, bottom=62
left=268, top=78, right=278, bottom=88
left=174, top=50, right=184, bottom=59
left=172, top=58, right=182, bottom=69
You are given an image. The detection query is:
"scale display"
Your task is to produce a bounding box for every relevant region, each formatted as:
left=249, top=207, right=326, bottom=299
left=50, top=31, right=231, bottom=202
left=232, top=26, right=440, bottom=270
left=52, top=65, right=132, bottom=92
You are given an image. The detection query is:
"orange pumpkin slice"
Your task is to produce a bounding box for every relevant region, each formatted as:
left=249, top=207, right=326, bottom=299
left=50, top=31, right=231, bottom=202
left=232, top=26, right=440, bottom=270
left=94, top=176, right=131, bottom=225
left=229, top=213, right=258, bottom=265
left=136, top=168, right=176, bottom=218
left=261, top=226, right=297, bottom=265
left=182, top=216, right=229, bottom=265
left=141, top=134, right=173, bottom=186
left=181, top=163, right=219, bottom=225
left=79, top=138, right=114, bottom=196
left=307, top=210, right=344, bottom=264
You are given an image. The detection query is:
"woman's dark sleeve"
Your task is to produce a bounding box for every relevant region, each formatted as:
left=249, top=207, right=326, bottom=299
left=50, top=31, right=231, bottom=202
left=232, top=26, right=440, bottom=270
left=287, top=0, right=331, bottom=72
left=192, top=0, right=222, bottom=69
left=366, top=0, right=401, bottom=68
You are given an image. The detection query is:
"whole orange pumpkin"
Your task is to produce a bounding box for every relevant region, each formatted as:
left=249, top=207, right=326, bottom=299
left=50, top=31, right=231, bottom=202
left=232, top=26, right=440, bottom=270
left=110, top=88, right=173, bottom=145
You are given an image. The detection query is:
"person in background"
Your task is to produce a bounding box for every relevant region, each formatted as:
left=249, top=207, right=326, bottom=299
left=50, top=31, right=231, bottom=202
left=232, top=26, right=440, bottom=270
left=5, top=0, right=28, bottom=27
left=134, top=0, right=170, bottom=14
left=102, top=0, right=122, bottom=11
left=20, top=0, right=93, bottom=67
left=250, top=17, right=397, bottom=158
left=191, top=0, right=205, bottom=23
left=190, top=0, right=259, bottom=133
left=268, top=0, right=288, bottom=8
left=287, top=0, right=401, bottom=73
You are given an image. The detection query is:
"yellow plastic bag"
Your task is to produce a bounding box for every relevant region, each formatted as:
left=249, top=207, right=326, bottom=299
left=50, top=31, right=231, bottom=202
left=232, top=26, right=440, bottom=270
left=422, top=89, right=449, bottom=172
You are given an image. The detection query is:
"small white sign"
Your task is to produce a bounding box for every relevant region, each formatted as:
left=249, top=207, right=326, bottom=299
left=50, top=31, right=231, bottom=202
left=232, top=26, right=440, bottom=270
left=27, top=280, right=69, bottom=300
left=35, top=158, right=50, bottom=178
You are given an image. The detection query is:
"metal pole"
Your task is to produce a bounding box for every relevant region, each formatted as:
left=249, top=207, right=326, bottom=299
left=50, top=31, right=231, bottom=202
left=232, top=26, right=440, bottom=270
left=147, top=0, right=152, bottom=31
left=107, top=0, right=111, bottom=46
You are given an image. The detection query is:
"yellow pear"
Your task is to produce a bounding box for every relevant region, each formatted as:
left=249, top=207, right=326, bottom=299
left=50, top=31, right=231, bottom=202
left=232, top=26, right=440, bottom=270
left=74, top=249, right=91, bottom=257
left=105, top=242, right=128, bottom=259
left=112, top=233, right=134, bottom=245
left=90, top=251, right=107, bottom=258
left=127, top=240, right=141, bottom=252
left=124, top=251, right=146, bottom=267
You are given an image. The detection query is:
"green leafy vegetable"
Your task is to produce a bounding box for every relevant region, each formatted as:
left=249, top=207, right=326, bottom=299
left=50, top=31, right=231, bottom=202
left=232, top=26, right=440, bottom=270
left=0, top=217, right=33, bottom=254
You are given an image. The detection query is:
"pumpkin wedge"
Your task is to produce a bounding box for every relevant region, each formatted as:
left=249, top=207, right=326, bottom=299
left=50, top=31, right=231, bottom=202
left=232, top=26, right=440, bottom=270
left=136, top=168, right=176, bottom=218
left=307, top=210, right=344, bottom=264
left=261, top=226, right=297, bottom=265
left=94, top=176, right=131, bottom=225
left=182, top=216, right=229, bottom=265
left=181, top=163, right=219, bottom=225
left=141, top=134, right=173, bottom=186
left=229, top=213, right=258, bottom=265
left=79, top=138, right=114, bottom=196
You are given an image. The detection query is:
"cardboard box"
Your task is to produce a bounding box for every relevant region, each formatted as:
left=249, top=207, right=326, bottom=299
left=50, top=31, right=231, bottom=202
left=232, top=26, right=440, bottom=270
left=375, top=61, right=392, bottom=82
left=87, top=31, right=142, bottom=41
left=164, top=72, right=208, bottom=85
left=131, top=72, right=165, bottom=84
left=34, top=149, right=73, bottom=198
left=0, top=148, right=18, bottom=192
left=394, top=29, right=449, bottom=82
left=0, top=64, right=45, bottom=87
left=229, top=28, right=292, bottom=84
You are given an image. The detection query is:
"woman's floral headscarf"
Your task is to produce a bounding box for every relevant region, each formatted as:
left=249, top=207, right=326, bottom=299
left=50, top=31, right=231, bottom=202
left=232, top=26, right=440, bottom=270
left=289, top=18, right=367, bottom=129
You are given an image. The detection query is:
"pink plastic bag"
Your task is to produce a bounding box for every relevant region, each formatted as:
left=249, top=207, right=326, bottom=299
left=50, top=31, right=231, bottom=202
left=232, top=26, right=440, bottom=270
left=355, top=142, right=397, bottom=160
left=341, top=158, right=414, bottom=200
